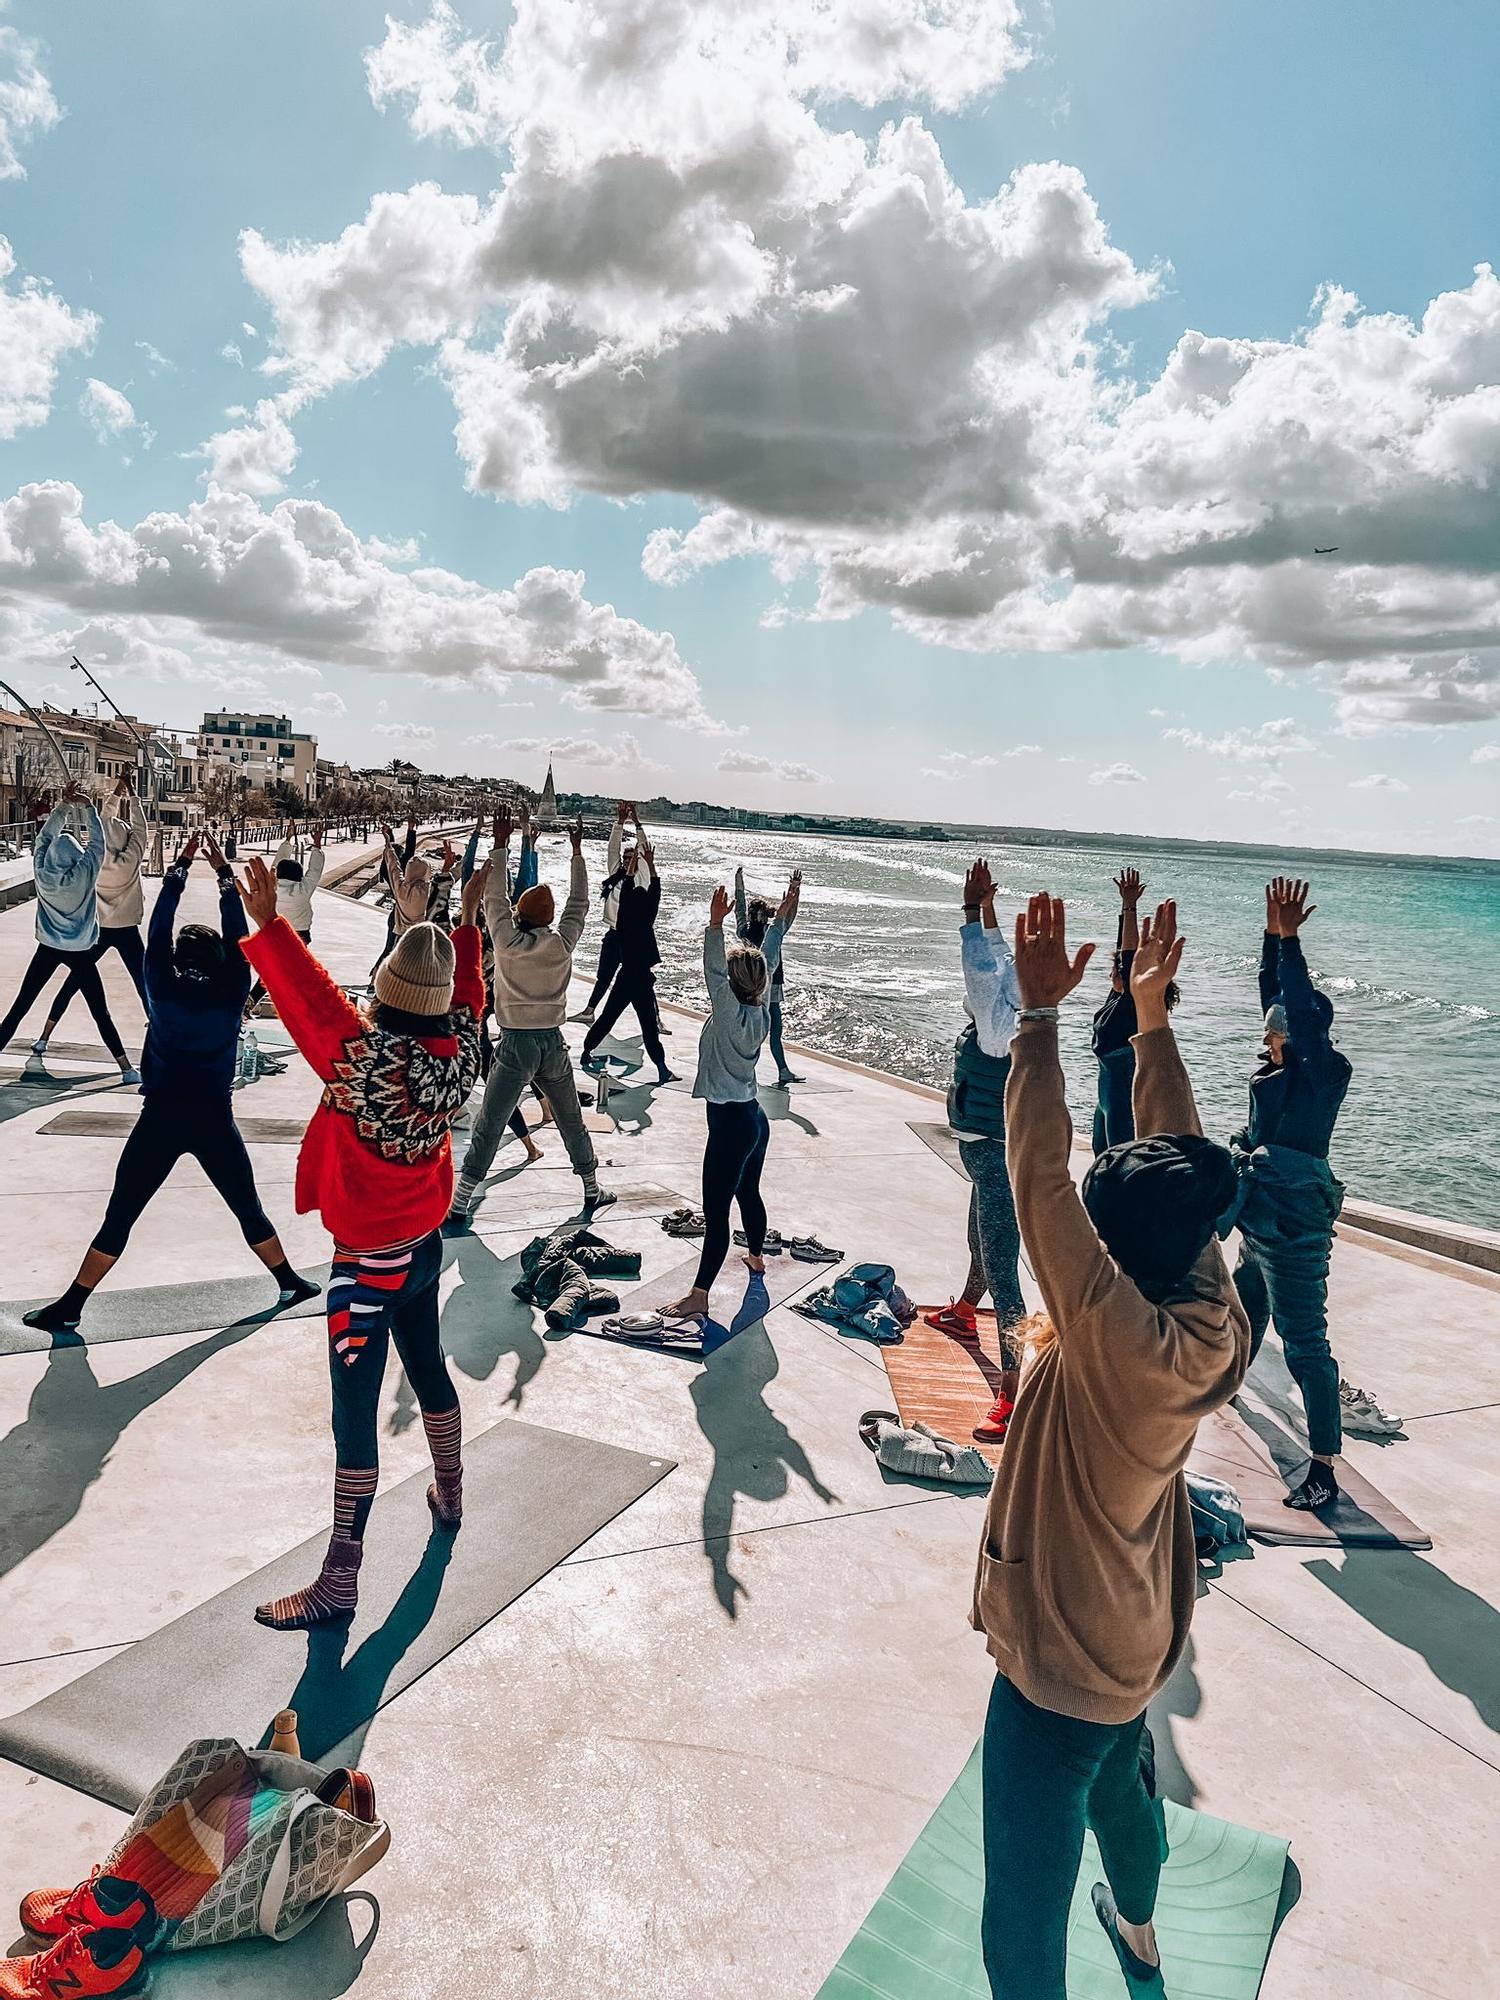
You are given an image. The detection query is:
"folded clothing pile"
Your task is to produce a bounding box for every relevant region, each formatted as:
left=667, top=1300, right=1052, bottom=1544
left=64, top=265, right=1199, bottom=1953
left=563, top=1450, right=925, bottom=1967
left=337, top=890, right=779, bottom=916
left=791, top=1262, right=914, bottom=1344
left=858, top=1409, right=993, bottom=1486
left=512, top=1221, right=644, bottom=1331
left=588, top=1309, right=707, bottom=1353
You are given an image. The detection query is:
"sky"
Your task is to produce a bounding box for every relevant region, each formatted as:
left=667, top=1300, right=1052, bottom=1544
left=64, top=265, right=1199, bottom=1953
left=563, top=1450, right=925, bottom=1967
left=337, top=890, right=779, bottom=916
left=1, top=0, right=1498, bottom=856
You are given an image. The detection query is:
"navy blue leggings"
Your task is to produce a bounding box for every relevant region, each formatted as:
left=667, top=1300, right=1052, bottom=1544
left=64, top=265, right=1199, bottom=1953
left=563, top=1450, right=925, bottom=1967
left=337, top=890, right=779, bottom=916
left=694, top=1099, right=770, bottom=1291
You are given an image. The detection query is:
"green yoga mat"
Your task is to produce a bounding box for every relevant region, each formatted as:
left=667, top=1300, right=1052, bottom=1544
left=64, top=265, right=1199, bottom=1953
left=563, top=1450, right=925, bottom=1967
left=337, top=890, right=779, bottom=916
left=817, top=1741, right=1288, bottom=2000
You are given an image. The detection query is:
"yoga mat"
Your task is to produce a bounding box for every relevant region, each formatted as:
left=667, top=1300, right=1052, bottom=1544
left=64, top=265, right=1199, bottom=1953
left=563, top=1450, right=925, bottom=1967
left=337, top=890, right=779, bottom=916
left=38, top=1108, right=309, bottom=1144
left=462, top=1180, right=695, bottom=1240
left=1191, top=1403, right=1431, bottom=1550
left=880, top=1309, right=1014, bottom=1468
left=0, top=1417, right=674, bottom=1811
left=655, top=1074, right=851, bottom=1098
left=0, top=1268, right=331, bottom=1357
left=907, top=1119, right=966, bottom=1176
left=816, top=1739, right=1289, bottom=2000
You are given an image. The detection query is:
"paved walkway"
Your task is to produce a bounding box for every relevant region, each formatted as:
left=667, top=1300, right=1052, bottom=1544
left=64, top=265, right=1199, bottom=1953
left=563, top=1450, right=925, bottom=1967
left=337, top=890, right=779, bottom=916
left=0, top=851, right=1494, bottom=1997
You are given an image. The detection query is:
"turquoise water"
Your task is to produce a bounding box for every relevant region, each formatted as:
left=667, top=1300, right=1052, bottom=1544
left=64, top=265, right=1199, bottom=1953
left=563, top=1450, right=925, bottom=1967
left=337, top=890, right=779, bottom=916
left=604, top=826, right=1500, bottom=1232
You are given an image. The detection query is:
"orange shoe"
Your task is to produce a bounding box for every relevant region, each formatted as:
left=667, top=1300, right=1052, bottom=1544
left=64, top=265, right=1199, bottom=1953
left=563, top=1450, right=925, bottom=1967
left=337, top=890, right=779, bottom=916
left=924, top=1299, right=979, bottom=1341
left=19, top=1874, right=152, bottom=1942
left=0, top=1927, right=152, bottom=1999
left=973, top=1393, right=1015, bottom=1442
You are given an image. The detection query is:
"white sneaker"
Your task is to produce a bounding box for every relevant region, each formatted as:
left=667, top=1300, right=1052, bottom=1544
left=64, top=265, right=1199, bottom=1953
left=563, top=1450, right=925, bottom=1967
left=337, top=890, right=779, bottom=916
left=30, top=1037, right=49, bottom=1054
left=1339, top=1380, right=1402, bottom=1436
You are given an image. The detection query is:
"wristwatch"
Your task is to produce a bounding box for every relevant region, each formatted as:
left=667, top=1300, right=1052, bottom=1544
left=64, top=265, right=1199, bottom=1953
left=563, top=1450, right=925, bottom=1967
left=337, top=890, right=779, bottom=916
left=1017, top=1006, right=1060, bottom=1021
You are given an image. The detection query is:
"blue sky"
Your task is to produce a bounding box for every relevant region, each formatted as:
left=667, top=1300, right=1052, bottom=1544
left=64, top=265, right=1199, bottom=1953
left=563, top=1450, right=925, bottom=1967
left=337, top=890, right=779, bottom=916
left=1, top=0, right=1498, bottom=853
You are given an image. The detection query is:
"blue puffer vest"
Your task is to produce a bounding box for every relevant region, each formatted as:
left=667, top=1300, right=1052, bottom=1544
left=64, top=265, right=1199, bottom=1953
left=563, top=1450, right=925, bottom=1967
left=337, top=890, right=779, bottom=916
left=947, top=1023, right=1010, bottom=1140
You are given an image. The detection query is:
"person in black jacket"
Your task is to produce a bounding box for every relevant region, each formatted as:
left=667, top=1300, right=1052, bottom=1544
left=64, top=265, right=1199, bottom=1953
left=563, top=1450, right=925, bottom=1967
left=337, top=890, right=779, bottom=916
left=579, top=836, right=677, bottom=1085
left=1091, top=867, right=1179, bottom=1153
left=1230, top=876, right=1355, bottom=1510
left=22, top=831, right=317, bottom=1336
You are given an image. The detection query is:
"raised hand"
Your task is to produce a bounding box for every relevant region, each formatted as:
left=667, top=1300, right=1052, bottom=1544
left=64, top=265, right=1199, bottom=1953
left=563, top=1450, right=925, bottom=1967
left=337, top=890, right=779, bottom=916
left=1271, top=876, right=1316, bottom=934
left=1130, top=900, right=1185, bottom=1029
left=616, top=799, right=632, bottom=824
left=1012, top=893, right=1096, bottom=1010
left=461, top=855, right=491, bottom=926
left=709, top=884, right=732, bottom=929
left=176, top=831, right=202, bottom=868
left=1114, top=865, right=1143, bottom=906
left=441, top=840, right=457, bottom=874
left=964, top=858, right=995, bottom=910
left=493, top=808, right=513, bottom=848
left=201, top=829, right=226, bottom=873
left=236, top=856, right=279, bottom=930
left=569, top=814, right=584, bottom=854
left=1264, top=882, right=1280, bottom=936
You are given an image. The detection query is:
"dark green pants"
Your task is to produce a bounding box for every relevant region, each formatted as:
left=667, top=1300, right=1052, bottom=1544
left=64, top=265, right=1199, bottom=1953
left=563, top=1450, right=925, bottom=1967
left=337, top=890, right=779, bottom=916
left=981, top=1673, right=1162, bottom=2000
left=1233, top=1146, right=1344, bottom=1456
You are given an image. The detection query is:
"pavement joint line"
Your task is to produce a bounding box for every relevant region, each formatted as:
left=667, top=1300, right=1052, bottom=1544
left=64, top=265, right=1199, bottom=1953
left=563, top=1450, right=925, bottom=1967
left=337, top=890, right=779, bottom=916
left=1397, top=1400, right=1500, bottom=1423
left=1206, top=1577, right=1500, bottom=1780
left=0, top=1639, right=133, bottom=1673
left=563, top=1489, right=965, bottom=1567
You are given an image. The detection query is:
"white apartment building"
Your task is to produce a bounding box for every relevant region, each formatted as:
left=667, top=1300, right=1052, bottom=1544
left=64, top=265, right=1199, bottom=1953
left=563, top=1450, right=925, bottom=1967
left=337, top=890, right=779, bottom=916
left=198, top=711, right=319, bottom=801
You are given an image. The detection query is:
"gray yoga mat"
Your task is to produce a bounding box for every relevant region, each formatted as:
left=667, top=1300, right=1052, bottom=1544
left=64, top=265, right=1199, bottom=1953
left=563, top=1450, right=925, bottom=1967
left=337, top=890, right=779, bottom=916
left=0, top=1269, right=331, bottom=1357
left=462, top=1179, right=694, bottom=1239
left=1191, top=1402, right=1431, bottom=1549
left=907, top=1119, right=965, bottom=1174
left=38, top=1108, right=309, bottom=1144
left=0, top=1417, right=675, bottom=1810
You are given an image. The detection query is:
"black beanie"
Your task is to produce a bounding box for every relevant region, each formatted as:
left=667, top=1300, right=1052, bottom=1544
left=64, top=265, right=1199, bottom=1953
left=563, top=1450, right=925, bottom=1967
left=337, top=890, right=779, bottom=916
left=1081, top=1133, right=1239, bottom=1302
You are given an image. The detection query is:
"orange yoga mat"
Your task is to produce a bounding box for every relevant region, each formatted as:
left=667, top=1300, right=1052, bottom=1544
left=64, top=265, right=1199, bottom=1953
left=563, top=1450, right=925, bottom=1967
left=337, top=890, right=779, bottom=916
left=880, top=1309, right=1010, bottom=1467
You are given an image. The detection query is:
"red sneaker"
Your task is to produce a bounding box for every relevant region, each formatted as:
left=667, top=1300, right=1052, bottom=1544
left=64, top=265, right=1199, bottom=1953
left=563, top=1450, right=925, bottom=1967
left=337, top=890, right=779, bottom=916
left=0, top=1926, right=151, bottom=1999
left=924, top=1299, right=979, bottom=1341
left=973, top=1393, right=1015, bottom=1442
left=20, top=1873, right=152, bottom=1942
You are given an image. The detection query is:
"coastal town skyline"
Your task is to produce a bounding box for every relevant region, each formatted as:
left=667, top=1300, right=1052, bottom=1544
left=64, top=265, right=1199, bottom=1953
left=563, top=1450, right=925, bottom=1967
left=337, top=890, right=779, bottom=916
left=1, top=2, right=1498, bottom=857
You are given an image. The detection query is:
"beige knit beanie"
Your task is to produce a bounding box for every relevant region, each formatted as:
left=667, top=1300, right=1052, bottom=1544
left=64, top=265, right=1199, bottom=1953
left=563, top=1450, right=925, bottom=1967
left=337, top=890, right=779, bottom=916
left=373, top=922, right=456, bottom=1017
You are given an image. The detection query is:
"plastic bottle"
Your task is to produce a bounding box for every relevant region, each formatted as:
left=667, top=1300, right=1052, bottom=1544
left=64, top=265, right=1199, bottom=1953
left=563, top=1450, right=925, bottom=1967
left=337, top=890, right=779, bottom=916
left=238, top=1026, right=259, bottom=1087
left=268, top=1710, right=300, bottom=1757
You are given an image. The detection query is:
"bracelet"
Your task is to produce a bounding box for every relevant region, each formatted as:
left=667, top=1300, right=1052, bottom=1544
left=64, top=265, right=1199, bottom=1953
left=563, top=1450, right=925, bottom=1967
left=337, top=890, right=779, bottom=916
left=1017, top=1006, right=1060, bottom=1021
left=962, top=903, right=981, bottom=918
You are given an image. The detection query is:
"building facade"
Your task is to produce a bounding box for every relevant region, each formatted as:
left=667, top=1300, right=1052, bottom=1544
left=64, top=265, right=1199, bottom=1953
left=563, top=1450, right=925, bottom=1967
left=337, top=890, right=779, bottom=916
left=198, top=712, right=319, bottom=801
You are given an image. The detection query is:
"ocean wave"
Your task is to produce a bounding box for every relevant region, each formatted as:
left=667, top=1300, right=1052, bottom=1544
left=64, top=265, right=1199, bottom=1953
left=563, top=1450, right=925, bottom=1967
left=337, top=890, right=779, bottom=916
left=1320, top=974, right=1494, bottom=1020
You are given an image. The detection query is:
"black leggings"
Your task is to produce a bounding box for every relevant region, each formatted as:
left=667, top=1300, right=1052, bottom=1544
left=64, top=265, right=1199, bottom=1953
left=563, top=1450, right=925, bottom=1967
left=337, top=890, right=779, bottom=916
left=48, top=928, right=147, bottom=1023
left=695, top=1099, right=770, bottom=1291
left=93, top=1094, right=275, bottom=1257
left=328, top=1230, right=455, bottom=1466
left=247, top=929, right=310, bottom=1011
left=583, top=963, right=665, bottom=1068
left=586, top=927, right=622, bottom=1012
left=0, top=942, right=128, bottom=1064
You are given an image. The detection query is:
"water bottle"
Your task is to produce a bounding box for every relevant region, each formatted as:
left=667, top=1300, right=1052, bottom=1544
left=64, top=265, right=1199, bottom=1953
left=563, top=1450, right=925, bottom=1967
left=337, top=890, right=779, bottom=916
left=238, top=1026, right=259, bottom=1087
left=268, top=1710, right=300, bottom=1757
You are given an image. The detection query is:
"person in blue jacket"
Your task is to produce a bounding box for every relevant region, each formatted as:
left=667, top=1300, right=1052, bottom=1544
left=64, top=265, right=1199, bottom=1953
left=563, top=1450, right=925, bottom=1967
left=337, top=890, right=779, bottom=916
left=0, top=786, right=137, bottom=1082
left=23, top=830, right=317, bottom=1335
left=1230, top=876, right=1359, bottom=1510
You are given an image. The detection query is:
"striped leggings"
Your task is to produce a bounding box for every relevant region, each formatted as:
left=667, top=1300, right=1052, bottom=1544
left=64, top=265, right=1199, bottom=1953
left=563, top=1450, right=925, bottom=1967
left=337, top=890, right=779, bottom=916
left=327, top=1228, right=456, bottom=1468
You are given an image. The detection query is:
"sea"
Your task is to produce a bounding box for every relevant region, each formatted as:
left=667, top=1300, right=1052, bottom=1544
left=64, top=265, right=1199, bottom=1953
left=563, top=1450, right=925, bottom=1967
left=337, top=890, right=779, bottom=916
left=580, top=824, right=1499, bottom=1233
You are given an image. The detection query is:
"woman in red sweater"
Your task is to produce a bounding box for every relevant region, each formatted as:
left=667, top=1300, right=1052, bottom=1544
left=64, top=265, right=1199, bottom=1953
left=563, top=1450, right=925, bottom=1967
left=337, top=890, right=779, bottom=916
left=237, top=854, right=487, bottom=1630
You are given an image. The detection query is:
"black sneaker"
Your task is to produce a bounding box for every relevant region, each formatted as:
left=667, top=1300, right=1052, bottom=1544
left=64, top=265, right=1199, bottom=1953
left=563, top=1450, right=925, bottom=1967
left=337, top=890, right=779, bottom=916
left=20, top=1299, right=82, bottom=1335
left=1285, top=1461, right=1339, bottom=1511
left=1091, top=1883, right=1165, bottom=1989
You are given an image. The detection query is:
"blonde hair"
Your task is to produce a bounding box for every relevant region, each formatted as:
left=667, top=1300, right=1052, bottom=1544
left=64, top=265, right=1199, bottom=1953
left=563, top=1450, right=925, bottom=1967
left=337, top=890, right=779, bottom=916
left=727, top=942, right=769, bottom=1007
left=1014, top=1310, right=1057, bottom=1361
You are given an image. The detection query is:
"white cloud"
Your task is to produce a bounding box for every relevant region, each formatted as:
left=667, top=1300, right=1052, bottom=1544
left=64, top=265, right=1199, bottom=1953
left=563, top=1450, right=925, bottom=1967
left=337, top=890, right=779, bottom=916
left=372, top=720, right=436, bottom=744
left=307, top=690, right=348, bottom=718
left=134, top=340, right=172, bottom=374
left=717, top=749, right=826, bottom=782
left=0, top=13, right=61, bottom=179
left=0, top=237, right=97, bottom=439
left=221, top=342, right=244, bottom=366
left=509, top=731, right=659, bottom=771
left=1458, top=814, right=1494, bottom=827
left=1147, top=707, right=1167, bottom=718
left=1088, top=762, right=1146, bottom=785
left=1164, top=717, right=1315, bottom=765
left=78, top=377, right=142, bottom=444
left=0, top=479, right=722, bottom=729
left=1472, top=743, right=1500, bottom=764
left=1349, top=772, right=1409, bottom=791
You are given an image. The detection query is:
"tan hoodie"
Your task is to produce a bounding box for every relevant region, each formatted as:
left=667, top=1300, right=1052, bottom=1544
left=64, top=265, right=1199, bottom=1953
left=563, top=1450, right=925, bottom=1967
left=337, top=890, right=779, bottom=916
left=971, top=1020, right=1249, bottom=1724
left=485, top=840, right=588, bottom=1029
left=96, top=796, right=149, bottom=930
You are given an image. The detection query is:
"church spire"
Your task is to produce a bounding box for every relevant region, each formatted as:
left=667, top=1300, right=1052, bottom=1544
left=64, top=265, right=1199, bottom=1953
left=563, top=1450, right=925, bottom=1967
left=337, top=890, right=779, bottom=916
left=537, top=761, right=558, bottom=821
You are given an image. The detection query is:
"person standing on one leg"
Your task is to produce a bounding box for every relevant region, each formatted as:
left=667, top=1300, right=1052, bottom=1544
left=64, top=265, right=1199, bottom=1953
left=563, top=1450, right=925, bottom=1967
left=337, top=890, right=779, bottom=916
left=0, top=786, right=139, bottom=1084
left=32, top=775, right=150, bottom=1054
left=22, top=832, right=317, bottom=1336
left=924, top=859, right=1029, bottom=1444
left=237, top=855, right=487, bottom=1631
left=736, top=864, right=803, bottom=1086
left=1230, top=878, right=1385, bottom=1504
left=580, top=834, right=676, bottom=1086
left=446, top=811, right=612, bottom=1231
left=666, top=878, right=796, bottom=1321
left=976, top=895, right=1248, bottom=2000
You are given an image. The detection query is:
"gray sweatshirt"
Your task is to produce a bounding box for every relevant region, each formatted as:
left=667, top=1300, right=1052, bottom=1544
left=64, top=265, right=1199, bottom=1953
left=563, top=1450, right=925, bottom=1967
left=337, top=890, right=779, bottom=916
left=485, top=842, right=589, bottom=1029
left=691, top=922, right=785, bottom=1103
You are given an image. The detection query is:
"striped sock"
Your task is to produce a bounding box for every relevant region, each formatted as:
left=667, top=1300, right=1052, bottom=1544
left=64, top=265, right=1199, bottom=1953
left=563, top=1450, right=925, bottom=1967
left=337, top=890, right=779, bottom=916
left=333, top=1464, right=380, bottom=1541
left=451, top=1174, right=481, bottom=1215
left=255, top=1528, right=367, bottom=1631
left=423, top=1405, right=463, bottom=1525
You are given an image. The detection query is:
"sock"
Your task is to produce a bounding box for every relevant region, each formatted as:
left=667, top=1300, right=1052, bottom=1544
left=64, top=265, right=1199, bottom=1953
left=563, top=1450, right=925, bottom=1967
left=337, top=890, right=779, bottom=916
left=269, top=1259, right=318, bottom=1299
left=451, top=1174, right=480, bottom=1215
left=580, top=1169, right=600, bottom=1198
left=254, top=1533, right=365, bottom=1631
left=1285, top=1460, right=1339, bottom=1511
left=423, top=1405, right=463, bottom=1524
left=23, top=1280, right=92, bottom=1330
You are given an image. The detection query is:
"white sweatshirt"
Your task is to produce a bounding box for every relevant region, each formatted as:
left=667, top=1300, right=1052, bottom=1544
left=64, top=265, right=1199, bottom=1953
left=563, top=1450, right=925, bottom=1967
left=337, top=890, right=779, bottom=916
left=602, top=821, right=653, bottom=928
left=96, top=797, right=149, bottom=930
left=273, top=837, right=326, bottom=934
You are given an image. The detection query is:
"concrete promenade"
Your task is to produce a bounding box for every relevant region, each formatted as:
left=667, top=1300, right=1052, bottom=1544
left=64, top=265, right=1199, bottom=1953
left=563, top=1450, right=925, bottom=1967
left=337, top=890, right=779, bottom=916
left=0, top=847, right=1495, bottom=1997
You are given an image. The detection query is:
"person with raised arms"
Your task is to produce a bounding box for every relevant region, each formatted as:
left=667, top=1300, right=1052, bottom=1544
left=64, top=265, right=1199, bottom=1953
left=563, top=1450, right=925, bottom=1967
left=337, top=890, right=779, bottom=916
left=1091, top=866, right=1181, bottom=1153
left=974, top=895, right=1247, bottom=2000
left=30, top=774, right=150, bottom=1055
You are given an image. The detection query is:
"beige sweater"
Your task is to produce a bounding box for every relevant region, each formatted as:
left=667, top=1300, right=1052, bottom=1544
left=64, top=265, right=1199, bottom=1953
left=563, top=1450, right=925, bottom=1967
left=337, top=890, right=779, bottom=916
left=96, top=797, right=149, bottom=930
left=971, top=1020, right=1249, bottom=1724
left=485, top=844, right=588, bottom=1029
